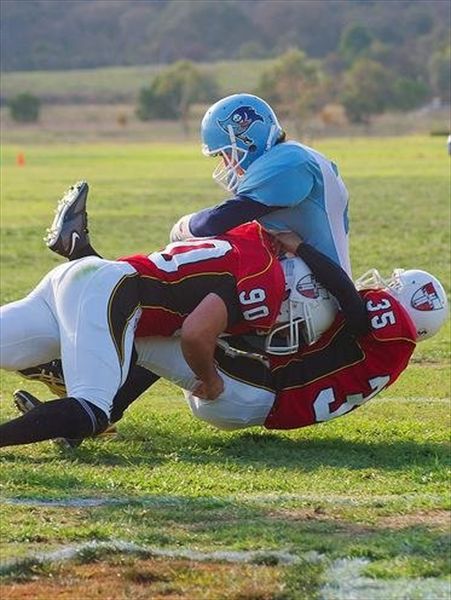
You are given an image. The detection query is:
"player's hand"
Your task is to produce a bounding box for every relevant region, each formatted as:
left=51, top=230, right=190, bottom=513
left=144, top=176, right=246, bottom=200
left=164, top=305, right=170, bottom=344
left=170, top=213, right=194, bottom=242
left=192, top=373, right=224, bottom=401
left=273, top=231, right=303, bottom=254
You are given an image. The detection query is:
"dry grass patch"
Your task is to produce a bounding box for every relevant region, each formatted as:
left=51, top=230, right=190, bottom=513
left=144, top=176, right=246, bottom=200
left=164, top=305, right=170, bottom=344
left=0, top=557, right=284, bottom=600
left=377, top=510, right=451, bottom=530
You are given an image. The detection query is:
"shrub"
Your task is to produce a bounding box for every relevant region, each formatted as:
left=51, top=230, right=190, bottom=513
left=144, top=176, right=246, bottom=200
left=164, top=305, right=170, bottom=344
left=9, top=93, right=41, bottom=122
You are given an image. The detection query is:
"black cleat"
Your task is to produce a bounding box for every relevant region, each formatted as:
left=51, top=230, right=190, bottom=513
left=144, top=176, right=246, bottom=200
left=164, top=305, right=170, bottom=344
left=18, top=360, right=67, bottom=397
left=45, top=181, right=90, bottom=258
left=12, top=389, right=83, bottom=449
left=13, top=389, right=42, bottom=414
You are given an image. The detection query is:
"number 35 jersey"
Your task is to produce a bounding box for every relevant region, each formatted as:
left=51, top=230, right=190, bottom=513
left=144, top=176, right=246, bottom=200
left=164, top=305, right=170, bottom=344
left=119, top=222, right=285, bottom=337
left=264, top=289, right=417, bottom=429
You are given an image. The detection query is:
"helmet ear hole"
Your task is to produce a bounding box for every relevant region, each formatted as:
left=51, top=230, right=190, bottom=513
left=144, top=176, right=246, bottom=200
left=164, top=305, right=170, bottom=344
left=249, top=144, right=257, bottom=152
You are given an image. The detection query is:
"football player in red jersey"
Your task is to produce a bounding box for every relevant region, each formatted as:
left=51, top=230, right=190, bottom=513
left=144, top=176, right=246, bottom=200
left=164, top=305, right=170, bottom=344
left=9, top=231, right=447, bottom=437
left=132, top=231, right=448, bottom=431
left=0, top=222, right=285, bottom=448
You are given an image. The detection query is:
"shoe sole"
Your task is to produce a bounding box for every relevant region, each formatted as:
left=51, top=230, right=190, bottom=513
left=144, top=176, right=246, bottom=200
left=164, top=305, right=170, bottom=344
left=45, top=181, right=89, bottom=249
left=13, top=390, right=42, bottom=414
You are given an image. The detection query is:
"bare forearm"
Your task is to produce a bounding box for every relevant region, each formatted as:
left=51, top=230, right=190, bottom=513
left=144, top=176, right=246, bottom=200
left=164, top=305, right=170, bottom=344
left=180, top=293, right=228, bottom=400
left=181, top=334, right=217, bottom=383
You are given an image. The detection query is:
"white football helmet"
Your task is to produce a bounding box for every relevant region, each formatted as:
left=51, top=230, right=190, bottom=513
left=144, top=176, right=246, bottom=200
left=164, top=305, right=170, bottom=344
left=355, top=268, right=448, bottom=341
left=266, top=257, right=339, bottom=355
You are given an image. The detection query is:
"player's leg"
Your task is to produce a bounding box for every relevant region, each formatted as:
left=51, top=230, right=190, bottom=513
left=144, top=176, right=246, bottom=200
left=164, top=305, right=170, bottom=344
left=0, top=258, right=141, bottom=447
left=10, top=180, right=103, bottom=404
left=0, top=261, right=102, bottom=447
left=45, top=180, right=101, bottom=260
left=54, top=257, right=141, bottom=419
left=135, top=336, right=276, bottom=430
left=0, top=266, right=67, bottom=372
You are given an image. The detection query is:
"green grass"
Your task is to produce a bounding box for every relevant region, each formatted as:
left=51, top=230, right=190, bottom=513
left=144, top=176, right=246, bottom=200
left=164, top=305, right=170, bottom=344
left=0, top=136, right=450, bottom=597
left=1, top=59, right=275, bottom=104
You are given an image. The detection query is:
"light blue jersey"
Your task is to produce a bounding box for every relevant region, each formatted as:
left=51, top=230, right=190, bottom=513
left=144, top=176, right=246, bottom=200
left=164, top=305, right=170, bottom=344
left=237, top=141, right=351, bottom=275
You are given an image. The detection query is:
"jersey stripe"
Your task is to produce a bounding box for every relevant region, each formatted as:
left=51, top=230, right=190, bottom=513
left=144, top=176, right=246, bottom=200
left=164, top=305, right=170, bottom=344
left=215, top=345, right=275, bottom=391
left=107, top=273, right=141, bottom=366
left=138, top=272, right=240, bottom=322
left=273, top=325, right=365, bottom=391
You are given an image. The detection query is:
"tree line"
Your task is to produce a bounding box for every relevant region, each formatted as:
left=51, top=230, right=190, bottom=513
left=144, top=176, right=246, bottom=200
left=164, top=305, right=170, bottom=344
left=137, top=40, right=448, bottom=128
left=10, top=43, right=449, bottom=127
left=2, top=0, right=448, bottom=80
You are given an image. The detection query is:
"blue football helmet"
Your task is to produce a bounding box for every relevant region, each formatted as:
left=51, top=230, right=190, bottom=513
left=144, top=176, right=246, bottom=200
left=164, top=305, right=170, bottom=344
left=201, top=93, right=284, bottom=193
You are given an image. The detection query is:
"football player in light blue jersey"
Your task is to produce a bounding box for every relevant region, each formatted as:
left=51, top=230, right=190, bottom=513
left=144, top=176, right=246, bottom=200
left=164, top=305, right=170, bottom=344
left=171, top=93, right=351, bottom=276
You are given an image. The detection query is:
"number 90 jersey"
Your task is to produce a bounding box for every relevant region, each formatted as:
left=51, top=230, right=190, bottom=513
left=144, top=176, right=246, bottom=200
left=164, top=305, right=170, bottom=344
left=119, top=222, right=285, bottom=337
left=264, top=289, right=417, bottom=429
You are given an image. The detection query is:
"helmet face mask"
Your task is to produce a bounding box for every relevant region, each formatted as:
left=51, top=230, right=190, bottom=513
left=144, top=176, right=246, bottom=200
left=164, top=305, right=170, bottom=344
left=266, top=257, right=339, bottom=355
left=356, top=268, right=448, bottom=341
left=204, top=142, right=248, bottom=193
left=201, top=94, right=283, bottom=193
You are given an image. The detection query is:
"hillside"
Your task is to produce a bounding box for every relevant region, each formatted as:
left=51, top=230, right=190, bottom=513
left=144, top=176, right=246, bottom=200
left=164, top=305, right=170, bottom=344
left=1, top=0, right=448, bottom=73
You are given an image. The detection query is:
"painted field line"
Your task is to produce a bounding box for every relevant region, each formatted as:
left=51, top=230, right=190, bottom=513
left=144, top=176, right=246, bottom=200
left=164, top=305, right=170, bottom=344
left=0, top=540, right=302, bottom=576
left=0, top=492, right=447, bottom=509
left=1, top=541, right=448, bottom=600
left=377, top=396, right=449, bottom=403
left=321, top=557, right=450, bottom=600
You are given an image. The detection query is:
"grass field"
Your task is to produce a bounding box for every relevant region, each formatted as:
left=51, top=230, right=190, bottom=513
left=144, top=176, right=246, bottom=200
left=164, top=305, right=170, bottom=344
left=1, top=60, right=276, bottom=104
left=0, top=136, right=450, bottom=598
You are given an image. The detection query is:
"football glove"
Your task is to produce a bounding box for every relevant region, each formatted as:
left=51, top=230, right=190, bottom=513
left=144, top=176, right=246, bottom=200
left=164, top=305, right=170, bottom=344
left=170, top=213, right=195, bottom=242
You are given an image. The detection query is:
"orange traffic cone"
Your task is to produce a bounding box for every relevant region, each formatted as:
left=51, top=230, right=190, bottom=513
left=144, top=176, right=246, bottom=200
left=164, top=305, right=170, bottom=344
left=16, top=152, right=26, bottom=166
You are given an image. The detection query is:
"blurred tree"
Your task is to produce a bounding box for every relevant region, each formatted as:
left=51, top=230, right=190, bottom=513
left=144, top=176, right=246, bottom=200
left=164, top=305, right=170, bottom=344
left=136, top=61, right=219, bottom=133
left=237, top=41, right=268, bottom=60
left=340, top=59, right=393, bottom=124
left=391, top=77, right=429, bottom=111
left=2, top=1, right=449, bottom=72
left=429, top=46, right=451, bottom=102
left=256, top=49, right=321, bottom=133
left=9, top=92, right=41, bottom=122
left=339, top=24, right=373, bottom=64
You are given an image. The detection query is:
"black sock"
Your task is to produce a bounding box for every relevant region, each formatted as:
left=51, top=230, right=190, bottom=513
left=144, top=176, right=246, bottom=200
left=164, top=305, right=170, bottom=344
left=70, top=243, right=102, bottom=260
left=0, top=397, right=107, bottom=447
left=110, top=365, right=160, bottom=423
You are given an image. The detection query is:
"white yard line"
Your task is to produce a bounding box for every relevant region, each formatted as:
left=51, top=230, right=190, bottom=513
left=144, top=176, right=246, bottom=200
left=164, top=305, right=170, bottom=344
left=321, top=557, right=450, bottom=600
left=0, top=492, right=446, bottom=509
left=0, top=540, right=301, bottom=575
left=1, top=541, right=448, bottom=600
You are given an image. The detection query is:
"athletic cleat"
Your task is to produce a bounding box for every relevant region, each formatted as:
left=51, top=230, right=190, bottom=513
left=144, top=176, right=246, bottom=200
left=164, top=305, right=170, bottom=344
left=18, top=360, right=67, bottom=397
left=45, top=181, right=90, bottom=258
left=13, top=389, right=42, bottom=414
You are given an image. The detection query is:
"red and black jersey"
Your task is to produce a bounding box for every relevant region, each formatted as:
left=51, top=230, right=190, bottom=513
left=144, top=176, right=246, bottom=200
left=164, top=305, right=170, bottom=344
left=118, top=222, right=284, bottom=337
left=263, top=289, right=417, bottom=429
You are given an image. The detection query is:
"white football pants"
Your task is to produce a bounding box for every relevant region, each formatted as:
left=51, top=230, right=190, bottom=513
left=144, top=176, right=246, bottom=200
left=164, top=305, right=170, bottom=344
left=134, top=337, right=275, bottom=430
left=0, top=257, right=141, bottom=417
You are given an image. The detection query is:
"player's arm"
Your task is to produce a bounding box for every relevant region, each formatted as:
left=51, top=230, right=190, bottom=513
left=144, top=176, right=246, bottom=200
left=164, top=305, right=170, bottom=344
left=181, top=293, right=230, bottom=400
left=170, top=196, right=278, bottom=241
left=276, top=232, right=370, bottom=337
